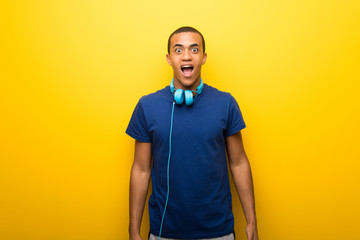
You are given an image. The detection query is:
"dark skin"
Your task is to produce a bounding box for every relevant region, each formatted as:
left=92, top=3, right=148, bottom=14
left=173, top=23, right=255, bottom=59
left=226, top=131, right=259, bottom=240
left=129, top=141, right=152, bottom=240
left=129, top=32, right=259, bottom=240
left=166, top=32, right=207, bottom=91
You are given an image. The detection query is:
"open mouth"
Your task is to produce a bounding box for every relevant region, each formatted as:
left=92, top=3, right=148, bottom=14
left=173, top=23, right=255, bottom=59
left=181, top=65, right=194, bottom=77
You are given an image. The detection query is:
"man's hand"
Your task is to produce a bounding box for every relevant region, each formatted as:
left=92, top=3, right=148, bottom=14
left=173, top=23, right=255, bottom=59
left=226, top=131, right=259, bottom=240
left=245, top=222, right=259, bottom=240
left=130, top=233, right=143, bottom=240
left=129, top=140, right=152, bottom=240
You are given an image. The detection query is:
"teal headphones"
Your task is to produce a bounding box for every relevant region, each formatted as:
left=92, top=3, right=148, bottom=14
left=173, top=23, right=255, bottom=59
left=170, top=78, right=204, bottom=105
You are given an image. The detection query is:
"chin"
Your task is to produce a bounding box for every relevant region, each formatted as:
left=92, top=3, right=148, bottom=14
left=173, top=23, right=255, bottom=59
left=174, top=74, right=200, bottom=89
left=182, top=76, right=198, bottom=83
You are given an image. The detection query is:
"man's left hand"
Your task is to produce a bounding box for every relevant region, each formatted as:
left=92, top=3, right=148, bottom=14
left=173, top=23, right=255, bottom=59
left=245, top=222, right=259, bottom=240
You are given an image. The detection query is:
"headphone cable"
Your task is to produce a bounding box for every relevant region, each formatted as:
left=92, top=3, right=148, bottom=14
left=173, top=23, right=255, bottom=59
left=158, top=101, right=175, bottom=240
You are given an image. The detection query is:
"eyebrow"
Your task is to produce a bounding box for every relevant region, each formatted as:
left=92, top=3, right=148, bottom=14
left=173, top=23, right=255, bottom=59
left=173, top=43, right=200, bottom=48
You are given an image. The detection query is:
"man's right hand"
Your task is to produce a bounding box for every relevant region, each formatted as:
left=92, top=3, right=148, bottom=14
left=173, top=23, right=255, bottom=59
left=129, top=141, right=152, bottom=240
left=130, top=233, right=143, bottom=240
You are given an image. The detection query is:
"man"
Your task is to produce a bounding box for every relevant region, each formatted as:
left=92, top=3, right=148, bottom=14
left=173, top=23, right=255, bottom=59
left=127, top=26, right=259, bottom=240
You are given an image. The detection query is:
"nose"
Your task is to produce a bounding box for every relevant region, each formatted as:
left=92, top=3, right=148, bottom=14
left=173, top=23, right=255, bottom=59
left=182, top=49, right=192, bottom=61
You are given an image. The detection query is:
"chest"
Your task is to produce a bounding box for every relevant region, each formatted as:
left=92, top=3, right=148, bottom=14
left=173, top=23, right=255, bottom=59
left=146, top=101, right=228, bottom=145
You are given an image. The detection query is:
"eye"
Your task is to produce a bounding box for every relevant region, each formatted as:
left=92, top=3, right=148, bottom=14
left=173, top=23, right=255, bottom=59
left=175, top=48, right=182, bottom=53
left=191, top=48, right=198, bottom=53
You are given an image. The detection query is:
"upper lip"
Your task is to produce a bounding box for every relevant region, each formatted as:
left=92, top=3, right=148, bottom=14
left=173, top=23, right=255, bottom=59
left=181, top=64, right=194, bottom=69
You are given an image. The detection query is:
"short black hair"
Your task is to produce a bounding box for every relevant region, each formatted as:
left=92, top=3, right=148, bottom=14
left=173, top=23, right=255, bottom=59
left=167, top=26, right=205, bottom=55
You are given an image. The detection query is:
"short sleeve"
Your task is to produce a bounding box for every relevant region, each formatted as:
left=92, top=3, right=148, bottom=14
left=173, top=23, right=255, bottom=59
left=125, top=101, right=152, bottom=143
left=225, top=95, right=246, bottom=136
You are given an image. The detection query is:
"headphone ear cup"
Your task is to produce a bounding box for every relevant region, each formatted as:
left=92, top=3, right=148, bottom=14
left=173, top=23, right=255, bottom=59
left=184, top=90, right=194, bottom=106
left=174, top=89, right=184, bottom=104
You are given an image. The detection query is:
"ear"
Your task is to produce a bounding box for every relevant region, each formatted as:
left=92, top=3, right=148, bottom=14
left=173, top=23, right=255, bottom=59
left=166, top=54, right=172, bottom=66
left=202, top=52, right=207, bottom=65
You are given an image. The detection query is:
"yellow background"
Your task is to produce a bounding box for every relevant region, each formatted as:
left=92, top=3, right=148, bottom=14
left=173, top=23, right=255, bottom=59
left=1, top=0, right=359, bottom=239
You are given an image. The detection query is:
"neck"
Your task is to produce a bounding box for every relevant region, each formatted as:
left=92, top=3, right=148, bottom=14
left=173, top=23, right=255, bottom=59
left=173, top=77, right=202, bottom=91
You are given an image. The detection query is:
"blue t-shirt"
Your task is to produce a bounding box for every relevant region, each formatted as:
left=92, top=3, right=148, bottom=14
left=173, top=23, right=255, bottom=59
left=126, top=83, right=246, bottom=239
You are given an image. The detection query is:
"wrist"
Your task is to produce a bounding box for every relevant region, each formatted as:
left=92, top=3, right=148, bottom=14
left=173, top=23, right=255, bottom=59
left=129, top=232, right=141, bottom=238
left=247, top=219, right=257, bottom=226
left=129, top=226, right=140, bottom=236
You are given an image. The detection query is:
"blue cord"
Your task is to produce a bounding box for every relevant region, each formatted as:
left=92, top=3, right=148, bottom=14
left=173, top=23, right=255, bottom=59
left=158, top=101, right=175, bottom=240
left=193, top=93, right=199, bottom=102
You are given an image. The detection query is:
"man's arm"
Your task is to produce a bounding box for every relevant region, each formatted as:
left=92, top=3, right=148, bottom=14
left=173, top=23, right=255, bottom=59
left=129, top=140, right=152, bottom=240
left=226, top=131, right=259, bottom=240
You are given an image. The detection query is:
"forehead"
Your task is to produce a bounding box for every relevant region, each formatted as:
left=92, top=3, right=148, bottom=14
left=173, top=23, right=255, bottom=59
left=170, top=32, right=203, bottom=47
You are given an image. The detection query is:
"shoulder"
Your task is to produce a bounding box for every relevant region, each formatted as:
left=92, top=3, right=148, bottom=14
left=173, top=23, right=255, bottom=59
left=203, top=84, right=234, bottom=103
left=138, top=85, right=172, bottom=106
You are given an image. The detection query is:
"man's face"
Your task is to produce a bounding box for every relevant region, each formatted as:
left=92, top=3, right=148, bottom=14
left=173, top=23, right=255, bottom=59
left=166, top=32, right=207, bottom=90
